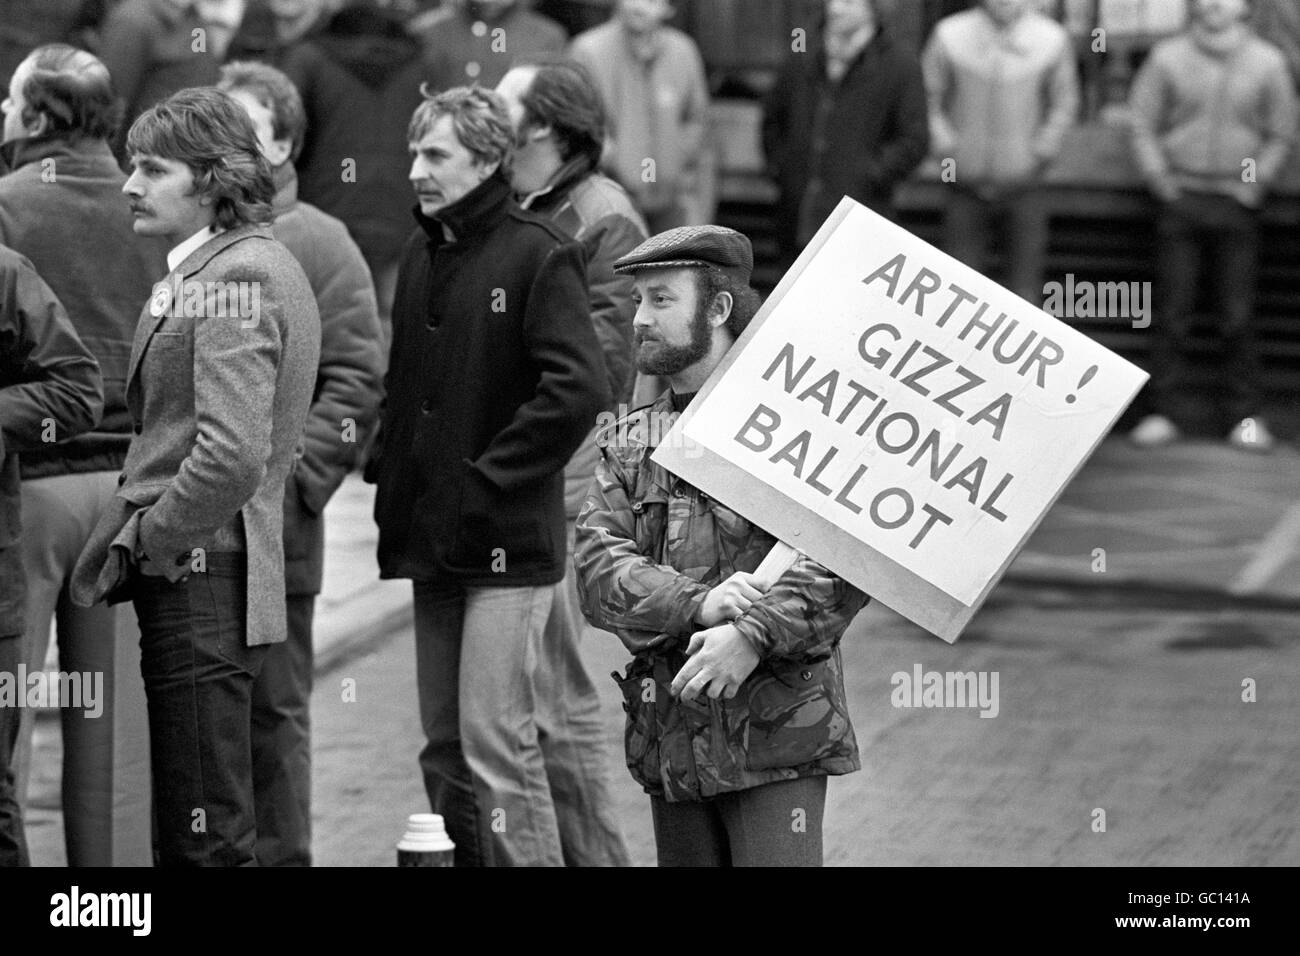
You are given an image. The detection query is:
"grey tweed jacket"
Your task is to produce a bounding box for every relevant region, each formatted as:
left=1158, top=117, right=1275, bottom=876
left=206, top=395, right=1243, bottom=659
left=71, top=223, right=321, bottom=646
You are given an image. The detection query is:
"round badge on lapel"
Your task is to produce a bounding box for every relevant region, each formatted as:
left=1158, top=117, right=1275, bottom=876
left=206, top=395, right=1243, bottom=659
left=149, top=278, right=174, bottom=318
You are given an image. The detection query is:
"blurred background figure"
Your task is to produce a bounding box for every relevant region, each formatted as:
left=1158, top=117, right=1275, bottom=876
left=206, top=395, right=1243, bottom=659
left=569, top=0, right=715, bottom=234
left=98, top=0, right=250, bottom=158
left=227, top=0, right=336, bottom=64
left=1126, top=0, right=1297, bottom=452
left=219, top=59, right=384, bottom=866
left=280, top=1, right=431, bottom=333
left=414, top=0, right=567, bottom=92
left=922, top=0, right=1078, bottom=302
left=0, top=43, right=159, bottom=868
left=0, top=1, right=86, bottom=95
left=496, top=57, right=644, bottom=866
left=762, top=0, right=929, bottom=269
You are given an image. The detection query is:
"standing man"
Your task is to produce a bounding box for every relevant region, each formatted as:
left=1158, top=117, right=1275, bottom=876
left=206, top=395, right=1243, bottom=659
left=219, top=60, right=384, bottom=866
left=574, top=225, right=868, bottom=866
left=0, top=43, right=162, bottom=868
left=1127, top=0, right=1297, bottom=450
left=495, top=57, right=644, bottom=866
left=365, top=85, right=608, bottom=866
left=922, top=0, right=1079, bottom=302
left=569, top=0, right=715, bottom=233
left=0, top=246, right=104, bottom=867
left=71, top=87, right=321, bottom=866
left=763, top=0, right=929, bottom=267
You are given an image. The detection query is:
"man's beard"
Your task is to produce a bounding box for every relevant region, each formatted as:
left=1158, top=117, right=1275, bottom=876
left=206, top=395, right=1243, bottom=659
left=635, top=295, right=712, bottom=377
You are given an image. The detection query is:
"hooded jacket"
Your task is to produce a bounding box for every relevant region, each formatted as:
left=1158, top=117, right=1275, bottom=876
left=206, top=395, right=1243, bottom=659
left=280, top=5, right=431, bottom=272
left=575, top=390, right=868, bottom=802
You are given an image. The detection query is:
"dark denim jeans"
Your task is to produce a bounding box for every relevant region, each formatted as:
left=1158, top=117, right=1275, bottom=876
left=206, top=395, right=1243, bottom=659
left=1147, top=192, right=1263, bottom=422
left=650, top=775, right=828, bottom=867
left=943, top=184, right=1050, bottom=304
left=0, top=634, right=29, bottom=866
left=251, top=593, right=314, bottom=867
left=133, top=552, right=266, bottom=867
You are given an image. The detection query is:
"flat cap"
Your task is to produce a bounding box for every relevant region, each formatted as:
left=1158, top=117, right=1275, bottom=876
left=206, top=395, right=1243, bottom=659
left=613, top=224, right=753, bottom=286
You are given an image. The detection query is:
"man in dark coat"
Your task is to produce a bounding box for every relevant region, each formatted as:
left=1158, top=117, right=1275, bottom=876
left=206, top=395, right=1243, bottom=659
left=365, top=85, right=609, bottom=867
left=0, top=244, right=104, bottom=867
left=762, top=0, right=929, bottom=266
left=220, top=59, right=385, bottom=867
left=0, top=42, right=161, bottom=868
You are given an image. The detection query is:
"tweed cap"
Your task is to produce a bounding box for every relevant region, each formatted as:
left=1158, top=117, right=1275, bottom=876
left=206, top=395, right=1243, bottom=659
left=613, top=224, right=753, bottom=285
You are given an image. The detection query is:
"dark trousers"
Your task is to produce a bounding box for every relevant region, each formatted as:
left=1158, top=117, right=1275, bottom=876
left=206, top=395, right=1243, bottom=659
left=0, top=634, right=29, bottom=866
left=650, top=775, right=828, bottom=867
left=1146, top=192, right=1263, bottom=422
left=943, top=185, right=1049, bottom=304
left=251, top=593, right=314, bottom=866
left=133, top=553, right=267, bottom=867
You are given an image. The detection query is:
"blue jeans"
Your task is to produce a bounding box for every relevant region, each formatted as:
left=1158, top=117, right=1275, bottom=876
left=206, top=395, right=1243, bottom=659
left=650, top=775, right=828, bottom=867
left=133, top=552, right=267, bottom=866
left=413, top=581, right=563, bottom=867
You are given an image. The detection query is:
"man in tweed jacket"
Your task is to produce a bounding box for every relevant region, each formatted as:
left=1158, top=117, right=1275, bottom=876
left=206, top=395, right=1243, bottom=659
left=72, top=88, right=320, bottom=866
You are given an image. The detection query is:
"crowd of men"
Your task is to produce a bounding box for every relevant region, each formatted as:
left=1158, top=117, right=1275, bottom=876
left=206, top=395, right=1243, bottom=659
left=0, top=0, right=1296, bottom=867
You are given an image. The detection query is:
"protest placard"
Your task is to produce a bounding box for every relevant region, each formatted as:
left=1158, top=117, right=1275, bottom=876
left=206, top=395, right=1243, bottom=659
left=653, top=198, right=1148, bottom=642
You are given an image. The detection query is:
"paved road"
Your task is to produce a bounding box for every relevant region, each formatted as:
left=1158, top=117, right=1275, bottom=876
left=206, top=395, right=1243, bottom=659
left=307, top=592, right=1300, bottom=867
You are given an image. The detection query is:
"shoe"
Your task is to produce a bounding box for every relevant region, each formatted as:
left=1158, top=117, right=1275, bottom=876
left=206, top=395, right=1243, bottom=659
left=1228, top=417, right=1275, bottom=453
left=1129, top=414, right=1180, bottom=447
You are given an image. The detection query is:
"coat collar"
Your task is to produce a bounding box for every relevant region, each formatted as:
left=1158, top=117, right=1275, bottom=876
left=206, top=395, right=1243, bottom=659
left=519, top=154, right=595, bottom=212
left=0, top=135, right=118, bottom=176
left=270, top=162, right=299, bottom=218
left=413, top=168, right=515, bottom=245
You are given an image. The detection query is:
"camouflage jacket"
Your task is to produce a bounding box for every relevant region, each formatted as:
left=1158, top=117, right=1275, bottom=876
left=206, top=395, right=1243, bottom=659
left=574, top=390, right=869, bottom=803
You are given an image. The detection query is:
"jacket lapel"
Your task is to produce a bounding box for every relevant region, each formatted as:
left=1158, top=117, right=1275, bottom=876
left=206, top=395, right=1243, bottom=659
left=124, top=224, right=269, bottom=390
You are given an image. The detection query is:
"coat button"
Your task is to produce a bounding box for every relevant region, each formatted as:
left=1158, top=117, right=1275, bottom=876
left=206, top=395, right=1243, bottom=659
left=132, top=422, right=142, bottom=435
left=117, top=473, right=126, bottom=486
left=801, top=670, right=813, bottom=681
left=420, top=399, right=432, bottom=414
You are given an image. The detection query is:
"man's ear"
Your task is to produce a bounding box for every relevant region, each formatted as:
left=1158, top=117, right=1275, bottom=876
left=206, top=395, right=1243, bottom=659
left=265, top=136, right=293, bottom=169
left=23, top=107, right=50, bottom=138
left=710, top=290, right=734, bottom=327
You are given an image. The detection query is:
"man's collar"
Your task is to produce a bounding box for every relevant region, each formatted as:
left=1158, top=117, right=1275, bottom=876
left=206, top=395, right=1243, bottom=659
left=0, top=135, right=113, bottom=173
left=519, top=154, right=594, bottom=210
left=167, top=224, right=221, bottom=272
left=414, top=169, right=514, bottom=244
left=270, top=161, right=298, bottom=218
